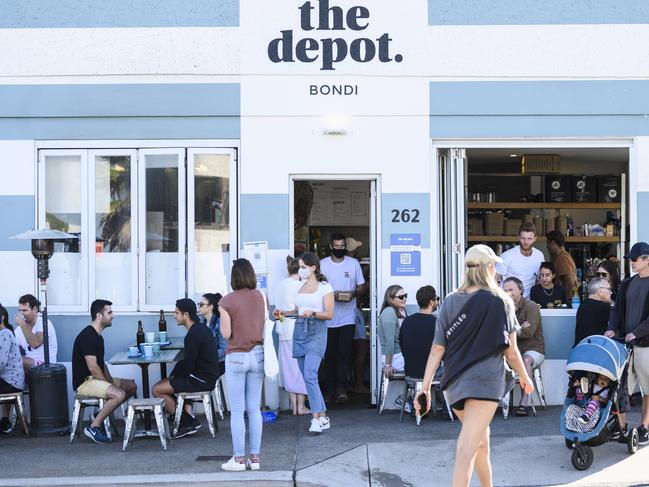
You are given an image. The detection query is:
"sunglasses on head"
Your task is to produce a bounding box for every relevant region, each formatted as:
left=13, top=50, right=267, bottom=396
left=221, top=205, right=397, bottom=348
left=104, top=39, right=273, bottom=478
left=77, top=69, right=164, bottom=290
left=594, top=272, right=609, bottom=278
left=394, top=294, right=408, bottom=300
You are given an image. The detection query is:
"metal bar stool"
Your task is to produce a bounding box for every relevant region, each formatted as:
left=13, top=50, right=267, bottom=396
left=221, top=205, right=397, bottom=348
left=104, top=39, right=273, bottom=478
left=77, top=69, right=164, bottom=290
left=0, top=392, right=29, bottom=437
left=211, top=378, right=226, bottom=421
left=123, top=398, right=171, bottom=451
left=400, top=377, right=421, bottom=422
left=69, top=395, right=120, bottom=443
left=502, top=375, right=537, bottom=420
left=534, top=367, right=547, bottom=409
left=377, top=370, right=405, bottom=414
left=174, top=391, right=217, bottom=438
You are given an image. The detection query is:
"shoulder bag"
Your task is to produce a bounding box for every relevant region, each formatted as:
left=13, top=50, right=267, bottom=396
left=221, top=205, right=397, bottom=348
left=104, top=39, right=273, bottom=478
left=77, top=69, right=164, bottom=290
left=259, top=290, right=279, bottom=379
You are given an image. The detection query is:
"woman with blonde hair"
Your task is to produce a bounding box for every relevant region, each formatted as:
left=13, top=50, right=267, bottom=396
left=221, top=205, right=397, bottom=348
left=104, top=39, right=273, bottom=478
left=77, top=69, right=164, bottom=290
left=415, top=245, right=533, bottom=487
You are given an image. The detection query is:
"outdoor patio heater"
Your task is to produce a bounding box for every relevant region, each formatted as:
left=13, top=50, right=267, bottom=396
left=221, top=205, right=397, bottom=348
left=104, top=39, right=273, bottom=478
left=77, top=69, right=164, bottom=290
left=10, top=229, right=77, bottom=435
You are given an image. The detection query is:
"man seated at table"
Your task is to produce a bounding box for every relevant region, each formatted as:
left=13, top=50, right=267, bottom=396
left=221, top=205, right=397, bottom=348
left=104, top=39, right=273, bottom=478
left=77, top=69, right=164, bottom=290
left=400, top=285, right=438, bottom=380
left=153, top=298, right=219, bottom=438
left=503, top=277, right=544, bottom=417
left=14, top=294, right=58, bottom=371
left=72, top=299, right=137, bottom=444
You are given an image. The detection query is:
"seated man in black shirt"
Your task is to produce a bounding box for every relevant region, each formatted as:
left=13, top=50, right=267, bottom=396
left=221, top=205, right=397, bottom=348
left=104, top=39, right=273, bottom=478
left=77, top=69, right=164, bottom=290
left=400, top=286, right=438, bottom=379
left=153, top=298, right=219, bottom=438
left=574, top=277, right=613, bottom=346
left=72, top=299, right=137, bottom=444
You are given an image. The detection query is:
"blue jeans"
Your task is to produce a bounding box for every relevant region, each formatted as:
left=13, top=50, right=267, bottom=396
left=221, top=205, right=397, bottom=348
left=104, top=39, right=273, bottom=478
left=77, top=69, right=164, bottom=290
left=297, top=354, right=326, bottom=414
left=225, top=346, right=264, bottom=456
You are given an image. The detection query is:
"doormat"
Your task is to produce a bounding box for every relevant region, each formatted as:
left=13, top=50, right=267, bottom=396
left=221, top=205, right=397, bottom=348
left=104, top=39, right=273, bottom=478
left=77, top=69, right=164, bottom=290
left=195, top=455, right=231, bottom=462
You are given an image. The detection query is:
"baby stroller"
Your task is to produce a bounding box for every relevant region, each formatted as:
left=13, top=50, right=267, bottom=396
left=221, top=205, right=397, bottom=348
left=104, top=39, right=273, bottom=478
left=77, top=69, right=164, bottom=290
left=560, top=335, right=639, bottom=470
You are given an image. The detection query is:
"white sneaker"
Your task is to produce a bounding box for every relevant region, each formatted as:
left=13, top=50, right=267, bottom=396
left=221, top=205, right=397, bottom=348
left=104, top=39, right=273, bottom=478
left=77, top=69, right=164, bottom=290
left=247, top=458, right=261, bottom=470
left=319, top=416, right=331, bottom=430
left=309, top=418, right=322, bottom=433
left=221, top=457, right=246, bottom=471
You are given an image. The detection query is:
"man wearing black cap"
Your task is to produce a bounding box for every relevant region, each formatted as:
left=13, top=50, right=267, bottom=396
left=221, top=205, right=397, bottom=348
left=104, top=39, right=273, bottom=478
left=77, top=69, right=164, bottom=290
left=153, top=298, right=219, bottom=438
left=605, top=242, right=649, bottom=446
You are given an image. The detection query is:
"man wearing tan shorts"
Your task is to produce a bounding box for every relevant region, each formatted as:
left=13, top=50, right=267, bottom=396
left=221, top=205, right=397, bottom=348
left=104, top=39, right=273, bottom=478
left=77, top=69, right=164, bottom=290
left=72, top=299, right=136, bottom=443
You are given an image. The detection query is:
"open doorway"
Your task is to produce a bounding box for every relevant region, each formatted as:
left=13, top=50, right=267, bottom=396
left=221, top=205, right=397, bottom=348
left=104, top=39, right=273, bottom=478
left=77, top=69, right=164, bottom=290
left=438, top=146, right=629, bottom=296
left=292, top=178, right=377, bottom=406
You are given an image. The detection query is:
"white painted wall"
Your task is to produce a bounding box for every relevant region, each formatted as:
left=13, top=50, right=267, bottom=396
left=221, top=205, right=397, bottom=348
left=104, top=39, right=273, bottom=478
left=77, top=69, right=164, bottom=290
left=0, top=141, right=35, bottom=196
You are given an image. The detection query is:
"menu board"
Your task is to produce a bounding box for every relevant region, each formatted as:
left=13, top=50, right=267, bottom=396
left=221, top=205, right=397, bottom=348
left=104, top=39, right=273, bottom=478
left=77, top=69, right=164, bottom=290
left=308, top=181, right=369, bottom=226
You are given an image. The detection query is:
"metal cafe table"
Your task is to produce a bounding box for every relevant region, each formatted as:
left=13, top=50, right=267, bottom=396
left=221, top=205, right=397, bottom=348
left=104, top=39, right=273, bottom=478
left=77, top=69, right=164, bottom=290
left=130, top=336, right=185, bottom=378
left=108, top=349, right=183, bottom=435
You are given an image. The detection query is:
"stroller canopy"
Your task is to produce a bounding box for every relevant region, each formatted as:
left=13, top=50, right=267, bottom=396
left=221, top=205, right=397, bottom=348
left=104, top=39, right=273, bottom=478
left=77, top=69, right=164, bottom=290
left=566, top=335, right=628, bottom=382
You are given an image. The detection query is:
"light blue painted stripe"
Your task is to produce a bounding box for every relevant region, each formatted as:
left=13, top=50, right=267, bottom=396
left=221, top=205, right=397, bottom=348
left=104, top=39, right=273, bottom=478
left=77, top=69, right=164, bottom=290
left=381, top=193, right=430, bottom=249
left=240, top=194, right=289, bottom=250
left=543, top=315, right=576, bottom=360
left=638, top=192, right=649, bottom=244
left=0, top=196, right=34, bottom=251
left=2, top=309, right=187, bottom=362
left=428, top=0, right=649, bottom=25
left=0, top=84, right=240, bottom=118
left=0, top=0, right=239, bottom=28
left=430, top=81, right=649, bottom=116
left=0, top=117, right=240, bottom=140
left=430, top=114, right=649, bottom=138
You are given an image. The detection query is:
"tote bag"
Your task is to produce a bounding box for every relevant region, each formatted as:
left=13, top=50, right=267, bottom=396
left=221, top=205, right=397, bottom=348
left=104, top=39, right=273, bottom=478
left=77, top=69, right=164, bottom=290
left=259, top=290, right=279, bottom=379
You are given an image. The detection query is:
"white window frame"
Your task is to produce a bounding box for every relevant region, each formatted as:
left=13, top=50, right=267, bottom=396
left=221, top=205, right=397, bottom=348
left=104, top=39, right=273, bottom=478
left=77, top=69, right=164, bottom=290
left=38, top=149, right=90, bottom=313
left=186, top=148, right=238, bottom=299
left=137, top=148, right=187, bottom=311
left=35, top=140, right=240, bottom=314
left=88, top=149, right=139, bottom=311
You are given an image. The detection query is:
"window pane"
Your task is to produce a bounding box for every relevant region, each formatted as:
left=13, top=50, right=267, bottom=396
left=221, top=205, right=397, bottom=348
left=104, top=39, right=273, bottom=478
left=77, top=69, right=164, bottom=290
left=144, top=153, right=181, bottom=305
left=193, top=154, right=231, bottom=296
left=95, top=155, right=133, bottom=305
left=44, top=155, right=82, bottom=306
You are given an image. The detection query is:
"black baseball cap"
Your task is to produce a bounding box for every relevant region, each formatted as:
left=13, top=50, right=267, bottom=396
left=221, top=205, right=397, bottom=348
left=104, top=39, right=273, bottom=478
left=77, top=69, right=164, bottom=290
left=624, top=242, right=649, bottom=260
left=176, top=298, right=199, bottom=321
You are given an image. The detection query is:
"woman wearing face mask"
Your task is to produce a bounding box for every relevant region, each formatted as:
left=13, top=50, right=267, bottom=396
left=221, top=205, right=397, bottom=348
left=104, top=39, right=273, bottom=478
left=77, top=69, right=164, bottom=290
left=529, top=262, right=569, bottom=309
left=274, top=252, right=334, bottom=433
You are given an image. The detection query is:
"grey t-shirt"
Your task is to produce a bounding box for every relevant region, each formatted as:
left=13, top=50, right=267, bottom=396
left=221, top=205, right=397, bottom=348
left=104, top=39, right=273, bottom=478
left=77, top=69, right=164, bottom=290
left=434, top=291, right=517, bottom=406
left=625, top=275, right=649, bottom=334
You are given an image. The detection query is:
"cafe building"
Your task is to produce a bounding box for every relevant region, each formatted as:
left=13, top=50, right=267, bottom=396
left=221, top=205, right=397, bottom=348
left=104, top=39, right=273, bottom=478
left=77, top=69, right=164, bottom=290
left=1, top=1, right=649, bottom=409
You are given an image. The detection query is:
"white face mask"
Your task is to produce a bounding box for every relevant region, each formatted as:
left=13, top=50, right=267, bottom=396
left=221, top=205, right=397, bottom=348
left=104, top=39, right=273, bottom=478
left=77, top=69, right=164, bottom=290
left=298, top=267, right=312, bottom=280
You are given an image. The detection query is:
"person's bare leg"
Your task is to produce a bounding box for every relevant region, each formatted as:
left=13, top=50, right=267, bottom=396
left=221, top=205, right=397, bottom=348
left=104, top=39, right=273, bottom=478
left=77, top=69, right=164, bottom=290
left=91, top=385, right=125, bottom=428
left=289, top=392, right=297, bottom=415
left=152, top=379, right=177, bottom=414
left=451, top=400, right=498, bottom=487
left=297, top=394, right=311, bottom=415
left=642, top=396, right=649, bottom=428
left=474, top=427, right=493, bottom=487
left=519, top=356, right=534, bottom=407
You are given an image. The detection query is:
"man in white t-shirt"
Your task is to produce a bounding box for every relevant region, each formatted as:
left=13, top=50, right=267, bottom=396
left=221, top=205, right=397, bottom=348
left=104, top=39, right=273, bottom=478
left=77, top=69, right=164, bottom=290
left=320, top=233, right=366, bottom=404
left=496, top=223, right=545, bottom=298
left=14, top=294, right=58, bottom=371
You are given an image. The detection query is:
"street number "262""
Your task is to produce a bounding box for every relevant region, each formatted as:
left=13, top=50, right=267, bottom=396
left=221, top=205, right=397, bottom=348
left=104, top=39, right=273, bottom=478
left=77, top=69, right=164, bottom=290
left=391, top=209, right=420, bottom=223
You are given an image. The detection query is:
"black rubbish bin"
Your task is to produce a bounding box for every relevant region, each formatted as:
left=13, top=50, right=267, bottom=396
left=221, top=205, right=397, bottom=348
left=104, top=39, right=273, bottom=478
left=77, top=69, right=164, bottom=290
left=27, top=363, right=69, bottom=435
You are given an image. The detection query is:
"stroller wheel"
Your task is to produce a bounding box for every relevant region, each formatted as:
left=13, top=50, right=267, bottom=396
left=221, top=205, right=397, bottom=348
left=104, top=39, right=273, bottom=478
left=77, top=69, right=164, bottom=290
left=571, top=445, right=593, bottom=471
left=565, top=438, right=575, bottom=449
left=627, top=428, right=639, bottom=454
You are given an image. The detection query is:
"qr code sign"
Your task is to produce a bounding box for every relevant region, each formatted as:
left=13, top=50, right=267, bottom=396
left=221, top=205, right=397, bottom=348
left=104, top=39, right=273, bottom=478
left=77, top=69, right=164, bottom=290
left=400, top=253, right=411, bottom=265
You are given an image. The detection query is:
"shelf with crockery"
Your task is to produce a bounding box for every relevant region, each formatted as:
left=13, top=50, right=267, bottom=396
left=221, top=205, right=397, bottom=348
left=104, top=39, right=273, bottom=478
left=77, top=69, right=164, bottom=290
left=467, top=235, right=619, bottom=243
left=467, top=202, right=621, bottom=210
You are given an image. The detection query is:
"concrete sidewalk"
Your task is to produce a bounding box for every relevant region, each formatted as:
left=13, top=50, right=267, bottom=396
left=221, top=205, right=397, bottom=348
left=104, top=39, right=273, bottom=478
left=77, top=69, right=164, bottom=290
left=0, top=403, right=645, bottom=486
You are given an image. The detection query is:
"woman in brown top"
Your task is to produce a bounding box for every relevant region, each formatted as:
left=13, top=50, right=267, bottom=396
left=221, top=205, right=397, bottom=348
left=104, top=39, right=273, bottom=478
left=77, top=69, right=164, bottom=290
left=218, top=258, right=267, bottom=471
